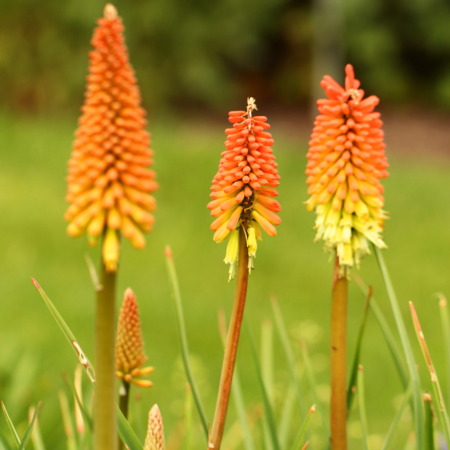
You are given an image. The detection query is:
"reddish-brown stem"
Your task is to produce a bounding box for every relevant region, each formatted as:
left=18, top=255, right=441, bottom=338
left=330, top=256, right=348, bottom=450
left=208, top=226, right=249, bottom=450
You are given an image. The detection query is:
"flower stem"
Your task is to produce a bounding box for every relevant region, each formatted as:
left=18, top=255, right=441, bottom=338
left=95, top=260, right=117, bottom=450
left=330, top=256, right=348, bottom=450
left=209, top=226, right=249, bottom=450
left=118, top=381, right=130, bottom=450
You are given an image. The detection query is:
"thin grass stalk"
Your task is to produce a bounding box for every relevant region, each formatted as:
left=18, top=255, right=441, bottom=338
left=209, top=226, right=249, bottom=450
left=278, top=383, right=296, bottom=449
left=357, top=367, right=369, bottom=450
left=290, top=405, right=315, bottom=450
left=1, top=402, right=21, bottom=447
left=184, top=384, right=193, bottom=450
left=29, top=406, right=46, bottom=450
left=165, top=246, right=209, bottom=439
left=353, top=275, right=408, bottom=390
left=410, top=301, right=450, bottom=446
left=381, top=383, right=412, bottom=450
left=373, top=246, right=424, bottom=448
left=95, top=260, right=117, bottom=450
left=437, top=293, right=450, bottom=409
left=347, top=286, right=372, bottom=414
left=300, top=341, right=329, bottom=437
left=218, top=310, right=256, bottom=450
left=271, top=296, right=306, bottom=414
left=118, top=381, right=130, bottom=450
left=330, top=256, right=348, bottom=450
left=245, top=321, right=281, bottom=450
left=423, top=394, right=435, bottom=450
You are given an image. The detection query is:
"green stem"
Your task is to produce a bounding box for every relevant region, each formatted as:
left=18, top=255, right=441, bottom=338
left=209, top=226, right=249, bottom=450
left=330, top=256, right=348, bottom=450
left=118, top=381, right=130, bottom=450
left=95, top=261, right=117, bottom=450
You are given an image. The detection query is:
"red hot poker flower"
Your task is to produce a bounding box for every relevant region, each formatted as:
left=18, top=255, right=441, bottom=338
left=208, top=98, right=281, bottom=279
left=306, top=64, right=389, bottom=277
left=64, top=4, right=158, bottom=272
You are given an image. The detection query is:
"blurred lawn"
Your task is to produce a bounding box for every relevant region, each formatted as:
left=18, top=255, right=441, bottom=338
left=0, top=113, right=449, bottom=449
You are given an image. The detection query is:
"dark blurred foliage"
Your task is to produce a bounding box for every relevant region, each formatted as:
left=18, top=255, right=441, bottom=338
left=1, top=0, right=450, bottom=114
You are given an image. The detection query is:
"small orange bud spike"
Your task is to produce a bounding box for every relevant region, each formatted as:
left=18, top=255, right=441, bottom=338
left=306, top=64, right=388, bottom=278
left=65, top=6, right=157, bottom=270
left=116, top=288, right=153, bottom=387
left=209, top=98, right=281, bottom=278
left=144, top=405, right=165, bottom=450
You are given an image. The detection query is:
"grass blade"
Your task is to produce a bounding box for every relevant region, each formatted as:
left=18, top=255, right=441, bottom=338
left=347, top=286, right=372, bottom=414
left=381, top=383, right=412, bottom=450
left=32, top=278, right=144, bottom=450
left=357, top=366, right=369, bottom=450
left=58, top=390, right=77, bottom=450
left=271, top=297, right=305, bottom=415
left=117, top=408, right=144, bottom=450
left=353, top=274, right=408, bottom=390
left=184, top=384, right=193, bottom=450
left=61, top=372, right=93, bottom=432
left=84, top=253, right=102, bottom=292
left=165, top=246, right=209, bottom=440
left=437, top=293, right=450, bottom=409
left=261, top=320, right=274, bottom=450
left=278, top=383, right=296, bottom=449
left=31, top=278, right=95, bottom=383
left=290, top=405, right=315, bottom=450
left=18, top=403, right=41, bottom=450
left=410, top=301, right=450, bottom=446
left=28, top=406, right=46, bottom=450
left=245, top=321, right=281, bottom=450
left=423, top=394, right=435, bottom=450
left=0, top=432, right=13, bottom=450
left=300, top=341, right=330, bottom=437
left=218, top=311, right=255, bottom=450
left=373, top=246, right=424, bottom=447
left=1, top=403, right=20, bottom=448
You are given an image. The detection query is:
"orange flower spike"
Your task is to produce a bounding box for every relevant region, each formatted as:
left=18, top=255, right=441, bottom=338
left=306, top=64, right=389, bottom=277
left=65, top=4, right=158, bottom=272
left=209, top=97, right=281, bottom=279
left=116, top=288, right=153, bottom=387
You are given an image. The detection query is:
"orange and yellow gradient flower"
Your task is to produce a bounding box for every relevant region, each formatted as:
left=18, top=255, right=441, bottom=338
left=208, top=98, right=281, bottom=280
left=64, top=4, right=157, bottom=272
left=306, top=64, right=389, bottom=277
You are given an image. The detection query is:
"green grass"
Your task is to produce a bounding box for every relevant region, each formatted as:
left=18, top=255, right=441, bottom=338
left=0, top=113, right=449, bottom=449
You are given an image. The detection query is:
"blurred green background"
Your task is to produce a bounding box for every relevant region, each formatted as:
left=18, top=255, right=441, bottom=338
left=0, top=0, right=449, bottom=449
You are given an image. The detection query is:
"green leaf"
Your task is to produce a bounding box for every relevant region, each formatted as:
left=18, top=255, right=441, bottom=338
left=290, top=405, right=315, bottom=450
left=117, top=408, right=144, bottom=450
left=271, top=297, right=305, bottom=415
left=410, top=301, right=450, bottom=447
left=245, top=321, right=281, bottom=450
left=1, top=403, right=21, bottom=448
left=353, top=274, right=408, bottom=390
left=61, top=372, right=93, bottom=432
left=357, top=367, right=369, bottom=450
left=381, top=383, right=412, bottom=450
left=28, top=406, right=46, bottom=450
left=424, top=394, right=435, bottom=450
left=31, top=278, right=95, bottom=383
left=300, top=342, right=329, bottom=437
left=437, top=293, right=450, bottom=409
left=347, top=286, right=372, bottom=414
left=18, top=403, right=41, bottom=450
left=58, top=390, right=77, bottom=450
left=373, top=246, right=424, bottom=447
left=261, top=320, right=274, bottom=450
left=31, top=278, right=144, bottom=450
left=164, top=247, right=209, bottom=440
